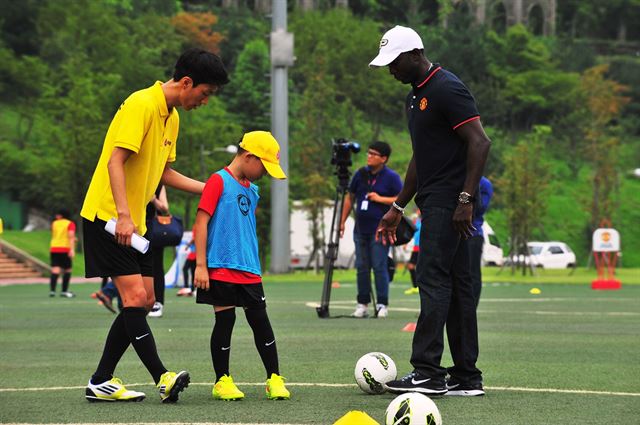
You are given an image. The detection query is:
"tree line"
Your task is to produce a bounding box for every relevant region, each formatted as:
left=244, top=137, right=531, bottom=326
left=1, top=0, right=638, bottom=266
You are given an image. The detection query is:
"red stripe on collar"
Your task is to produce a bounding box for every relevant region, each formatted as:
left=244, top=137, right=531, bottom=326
left=416, top=66, right=442, bottom=88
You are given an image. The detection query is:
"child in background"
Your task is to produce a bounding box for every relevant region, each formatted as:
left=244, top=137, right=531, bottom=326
left=179, top=226, right=197, bottom=296
left=49, top=210, right=76, bottom=298
left=193, top=131, right=290, bottom=401
left=404, top=210, right=421, bottom=295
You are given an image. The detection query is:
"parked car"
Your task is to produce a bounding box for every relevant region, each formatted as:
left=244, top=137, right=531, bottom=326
left=527, top=241, right=576, bottom=269
left=481, top=222, right=504, bottom=267
left=506, top=241, right=577, bottom=269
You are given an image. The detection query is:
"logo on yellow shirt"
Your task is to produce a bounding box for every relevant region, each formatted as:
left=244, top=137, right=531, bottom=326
left=163, top=139, right=172, bottom=147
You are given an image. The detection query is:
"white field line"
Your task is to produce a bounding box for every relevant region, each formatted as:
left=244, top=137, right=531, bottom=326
left=324, top=297, right=636, bottom=304
left=1, top=382, right=639, bottom=397
left=303, top=302, right=640, bottom=316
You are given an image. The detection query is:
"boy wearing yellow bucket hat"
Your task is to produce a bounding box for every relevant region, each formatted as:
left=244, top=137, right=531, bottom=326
left=192, top=131, right=290, bottom=401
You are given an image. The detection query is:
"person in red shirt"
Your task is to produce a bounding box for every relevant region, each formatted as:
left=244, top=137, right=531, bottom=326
left=193, top=131, right=290, bottom=401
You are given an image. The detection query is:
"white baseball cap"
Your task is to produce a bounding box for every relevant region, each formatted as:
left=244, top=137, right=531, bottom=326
left=369, top=25, right=424, bottom=67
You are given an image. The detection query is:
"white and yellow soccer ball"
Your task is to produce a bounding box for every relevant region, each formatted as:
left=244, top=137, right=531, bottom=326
left=354, top=352, right=397, bottom=394
left=385, top=392, right=442, bottom=425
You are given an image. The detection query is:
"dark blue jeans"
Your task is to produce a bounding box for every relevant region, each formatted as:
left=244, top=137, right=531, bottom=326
left=411, top=206, right=481, bottom=384
left=101, top=280, right=123, bottom=311
left=467, top=235, right=484, bottom=307
left=354, top=232, right=390, bottom=306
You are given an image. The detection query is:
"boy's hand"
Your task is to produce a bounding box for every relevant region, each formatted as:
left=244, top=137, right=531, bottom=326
left=194, top=265, right=209, bottom=290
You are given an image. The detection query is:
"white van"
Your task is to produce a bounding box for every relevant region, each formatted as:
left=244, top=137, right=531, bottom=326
left=482, top=222, right=504, bottom=266
left=289, top=200, right=409, bottom=270
left=290, top=200, right=355, bottom=269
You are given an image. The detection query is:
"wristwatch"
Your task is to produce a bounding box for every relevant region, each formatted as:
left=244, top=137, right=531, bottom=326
left=391, top=201, right=405, bottom=214
left=458, top=191, right=475, bottom=204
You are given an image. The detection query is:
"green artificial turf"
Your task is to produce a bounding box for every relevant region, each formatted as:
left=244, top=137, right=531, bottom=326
left=1, top=273, right=639, bottom=424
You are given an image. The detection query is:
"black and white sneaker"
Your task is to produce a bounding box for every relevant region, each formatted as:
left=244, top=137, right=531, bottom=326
left=384, top=372, right=447, bottom=396
left=445, top=379, right=485, bottom=396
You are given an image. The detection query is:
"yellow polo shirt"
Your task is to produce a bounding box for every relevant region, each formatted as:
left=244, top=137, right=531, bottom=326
left=81, top=81, right=179, bottom=235
left=50, top=219, right=76, bottom=252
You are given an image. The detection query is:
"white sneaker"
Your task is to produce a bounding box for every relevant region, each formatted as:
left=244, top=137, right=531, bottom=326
left=176, top=287, right=192, bottom=296
left=351, top=303, right=369, bottom=318
left=148, top=302, right=163, bottom=318
left=376, top=304, right=388, bottom=318
left=60, top=291, right=75, bottom=298
left=85, top=377, right=145, bottom=402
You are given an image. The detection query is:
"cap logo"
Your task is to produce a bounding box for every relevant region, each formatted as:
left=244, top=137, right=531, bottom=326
left=276, top=150, right=280, bottom=160
left=419, top=97, right=428, bottom=111
left=380, top=38, right=388, bottom=48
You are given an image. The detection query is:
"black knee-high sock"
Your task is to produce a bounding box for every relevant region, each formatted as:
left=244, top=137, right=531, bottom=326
left=92, top=312, right=130, bottom=384
left=61, top=272, right=71, bottom=292
left=409, top=268, right=417, bottom=287
left=122, top=307, right=167, bottom=383
left=50, top=273, right=59, bottom=292
left=211, top=308, right=235, bottom=381
left=244, top=308, right=279, bottom=378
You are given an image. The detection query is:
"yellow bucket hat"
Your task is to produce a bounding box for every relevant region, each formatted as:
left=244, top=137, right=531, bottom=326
left=239, top=131, right=287, bottom=179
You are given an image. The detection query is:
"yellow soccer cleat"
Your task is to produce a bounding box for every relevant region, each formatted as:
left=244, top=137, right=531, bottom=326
left=404, top=287, right=419, bottom=295
left=157, top=370, right=190, bottom=403
left=265, top=373, right=290, bottom=400
left=212, top=375, right=244, bottom=401
left=85, top=377, right=145, bottom=402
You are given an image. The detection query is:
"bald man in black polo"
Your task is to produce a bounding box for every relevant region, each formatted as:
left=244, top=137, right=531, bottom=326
left=371, top=26, right=491, bottom=397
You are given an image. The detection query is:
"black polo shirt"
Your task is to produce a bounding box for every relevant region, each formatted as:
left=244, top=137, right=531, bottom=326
left=406, top=64, right=480, bottom=209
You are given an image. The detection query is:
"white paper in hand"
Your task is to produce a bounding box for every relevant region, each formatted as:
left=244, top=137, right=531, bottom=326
left=104, top=218, right=150, bottom=254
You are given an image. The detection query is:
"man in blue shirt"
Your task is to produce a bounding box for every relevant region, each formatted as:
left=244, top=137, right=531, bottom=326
left=339, top=141, right=403, bottom=318
left=469, top=176, right=493, bottom=307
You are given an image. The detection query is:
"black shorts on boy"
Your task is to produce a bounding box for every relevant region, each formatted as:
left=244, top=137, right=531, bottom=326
left=50, top=252, right=72, bottom=269
left=196, top=280, right=266, bottom=309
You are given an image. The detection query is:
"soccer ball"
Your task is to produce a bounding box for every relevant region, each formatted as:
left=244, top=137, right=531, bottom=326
left=385, top=392, right=442, bottom=425
left=354, top=352, right=397, bottom=394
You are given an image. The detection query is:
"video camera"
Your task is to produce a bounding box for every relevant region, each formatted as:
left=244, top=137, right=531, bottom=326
left=331, top=138, right=360, bottom=169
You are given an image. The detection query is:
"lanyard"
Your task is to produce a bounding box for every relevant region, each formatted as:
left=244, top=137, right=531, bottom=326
left=367, top=173, right=377, bottom=192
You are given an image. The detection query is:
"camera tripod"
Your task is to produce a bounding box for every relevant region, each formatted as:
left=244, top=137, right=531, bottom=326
left=316, top=164, right=379, bottom=319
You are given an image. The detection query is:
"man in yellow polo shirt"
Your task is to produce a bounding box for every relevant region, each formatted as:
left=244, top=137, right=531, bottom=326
left=81, top=48, right=229, bottom=404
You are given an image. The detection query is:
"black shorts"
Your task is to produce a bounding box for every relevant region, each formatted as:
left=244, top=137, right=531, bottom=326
left=196, top=280, right=266, bottom=309
left=50, top=252, right=72, bottom=269
left=82, top=217, right=154, bottom=278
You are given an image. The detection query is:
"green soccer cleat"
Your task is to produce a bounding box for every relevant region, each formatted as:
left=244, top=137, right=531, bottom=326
left=157, top=370, right=190, bottom=403
left=85, top=377, right=145, bottom=402
left=212, top=375, right=244, bottom=401
left=265, top=373, right=290, bottom=400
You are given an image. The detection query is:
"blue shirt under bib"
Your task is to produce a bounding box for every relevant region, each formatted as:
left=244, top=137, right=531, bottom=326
left=206, top=169, right=261, bottom=275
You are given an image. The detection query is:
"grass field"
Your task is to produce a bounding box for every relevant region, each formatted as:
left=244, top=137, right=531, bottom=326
left=1, top=272, right=639, bottom=424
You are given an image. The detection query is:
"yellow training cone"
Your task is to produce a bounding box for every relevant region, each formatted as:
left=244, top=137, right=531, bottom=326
left=530, top=288, right=541, bottom=295
left=333, top=410, right=380, bottom=425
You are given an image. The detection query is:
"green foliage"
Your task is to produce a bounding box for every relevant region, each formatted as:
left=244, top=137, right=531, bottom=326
left=498, top=126, right=552, bottom=273
left=1, top=1, right=639, bottom=268
left=222, top=39, right=270, bottom=131
left=290, top=9, right=406, bottom=136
